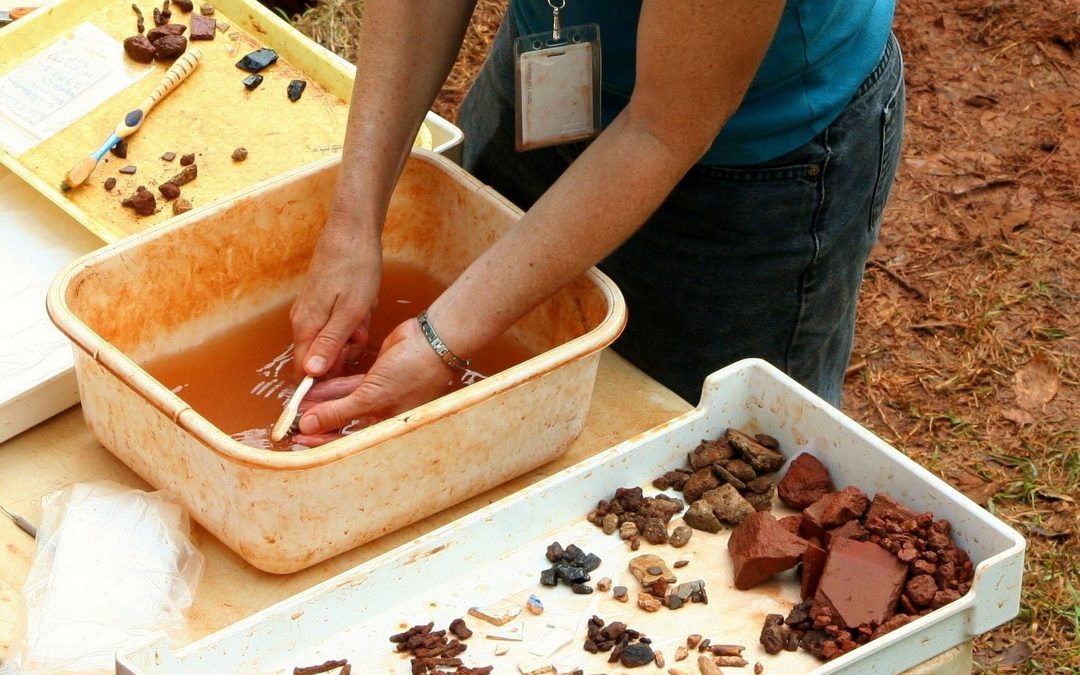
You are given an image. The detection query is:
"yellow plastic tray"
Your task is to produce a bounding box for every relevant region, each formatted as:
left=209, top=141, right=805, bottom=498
left=0, top=0, right=450, bottom=243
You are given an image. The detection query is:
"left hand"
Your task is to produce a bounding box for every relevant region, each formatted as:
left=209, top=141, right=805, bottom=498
left=292, top=317, right=457, bottom=445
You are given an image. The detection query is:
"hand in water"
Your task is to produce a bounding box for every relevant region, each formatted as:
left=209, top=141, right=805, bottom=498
left=291, top=318, right=457, bottom=446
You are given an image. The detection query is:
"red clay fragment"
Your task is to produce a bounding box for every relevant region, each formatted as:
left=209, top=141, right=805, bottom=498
left=864, top=492, right=920, bottom=528
left=778, top=453, right=834, bottom=509
left=811, top=538, right=909, bottom=629
left=728, top=511, right=809, bottom=590
left=800, top=541, right=828, bottom=600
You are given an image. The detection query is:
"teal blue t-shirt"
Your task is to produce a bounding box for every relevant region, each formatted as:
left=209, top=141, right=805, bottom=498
left=510, top=0, right=895, bottom=165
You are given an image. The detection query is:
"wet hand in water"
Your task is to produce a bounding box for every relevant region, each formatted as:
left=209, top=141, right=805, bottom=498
left=291, top=318, right=458, bottom=446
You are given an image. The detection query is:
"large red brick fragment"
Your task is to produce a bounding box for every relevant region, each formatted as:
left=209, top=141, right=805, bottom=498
left=777, top=453, right=834, bottom=509
left=728, top=511, right=809, bottom=590
left=821, top=486, right=869, bottom=527
left=811, top=538, right=909, bottom=629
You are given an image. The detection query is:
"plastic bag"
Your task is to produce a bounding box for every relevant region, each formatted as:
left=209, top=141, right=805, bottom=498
left=0, top=481, right=203, bottom=674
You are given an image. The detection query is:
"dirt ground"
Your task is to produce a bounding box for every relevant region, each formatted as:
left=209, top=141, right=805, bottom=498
left=291, top=1, right=1078, bottom=671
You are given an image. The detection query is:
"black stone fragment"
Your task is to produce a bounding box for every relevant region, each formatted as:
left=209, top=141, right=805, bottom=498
left=581, top=553, right=602, bottom=572
left=571, top=583, right=593, bottom=595
left=539, top=568, right=557, bottom=587
left=236, top=48, right=278, bottom=72
left=620, top=642, right=655, bottom=668
left=287, top=79, right=306, bottom=102
left=110, top=138, right=128, bottom=158
left=553, top=563, right=589, bottom=584
left=242, top=73, right=264, bottom=90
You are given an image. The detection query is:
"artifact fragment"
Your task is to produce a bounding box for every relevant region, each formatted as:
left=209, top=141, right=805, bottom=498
left=467, top=602, right=520, bottom=626
left=152, top=33, right=187, bottom=60
left=104, top=177, right=116, bottom=191
left=158, top=181, right=180, bottom=200
left=727, top=511, right=808, bottom=590
left=121, top=185, right=156, bottom=215
left=169, top=163, right=198, bottom=185
left=287, top=79, right=307, bottom=102
left=123, top=34, right=156, bottom=62
left=236, top=47, right=279, bottom=72
left=189, top=13, right=215, bottom=40
left=172, top=197, right=192, bottom=214
left=231, top=147, right=248, bottom=162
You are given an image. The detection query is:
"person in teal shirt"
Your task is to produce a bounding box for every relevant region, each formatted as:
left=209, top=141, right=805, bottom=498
left=288, top=1, right=905, bottom=444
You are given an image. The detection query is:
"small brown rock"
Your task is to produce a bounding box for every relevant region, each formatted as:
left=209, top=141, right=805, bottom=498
left=596, top=577, right=612, bottom=592
left=123, top=34, right=156, bottom=62
left=119, top=165, right=137, bottom=174
left=641, top=517, right=670, bottom=545
left=162, top=151, right=177, bottom=161
left=688, top=437, right=734, bottom=470
left=719, top=458, right=758, bottom=483
left=683, top=467, right=720, bottom=503
left=674, top=645, right=688, bottom=661
left=448, top=618, right=472, bottom=640
left=147, top=23, right=186, bottom=42
left=602, top=513, right=619, bottom=535
left=619, top=521, right=639, bottom=541
left=190, top=13, right=216, bottom=40
left=172, top=197, right=192, bottom=214
left=180, top=153, right=195, bottom=166
left=683, top=499, right=722, bottom=533
left=669, top=525, right=693, bottom=548
left=171, top=0, right=193, bottom=11
left=169, top=163, right=198, bottom=185
left=686, top=634, right=702, bottom=649
left=702, top=484, right=756, bottom=524
left=612, top=586, right=628, bottom=602
left=231, top=146, right=248, bottom=162
left=727, top=428, right=786, bottom=473
left=103, top=177, right=117, bottom=191
left=152, top=33, right=187, bottom=60
left=906, top=574, right=938, bottom=608
left=200, top=2, right=214, bottom=14
left=673, top=559, right=689, bottom=568
left=123, top=186, right=156, bottom=215
left=754, top=662, right=764, bottom=674
left=158, top=181, right=180, bottom=200
left=777, top=453, right=834, bottom=509
left=636, top=592, right=662, bottom=613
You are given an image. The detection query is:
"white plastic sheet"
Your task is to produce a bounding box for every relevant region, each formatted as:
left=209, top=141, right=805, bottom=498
left=0, top=482, right=203, bottom=675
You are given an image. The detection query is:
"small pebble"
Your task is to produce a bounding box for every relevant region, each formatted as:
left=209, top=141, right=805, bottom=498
left=754, top=662, right=764, bottom=674
left=200, top=2, right=213, bottom=14
left=119, top=165, right=137, bottom=174
left=161, top=151, right=176, bottom=161
left=103, top=177, right=116, bottom=191
left=172, top=197, right=192, bottom=214
left=231, top=146, right=248, bottom=162
left=526, top=594, right=544, bottom=615
left=601, top=513, right=619, bottom=535
left=216, top=20, right=229, bottom=32
left=287, top=79, right=306, bottom=102
left=169, top=164, right=198, bottom=185
left=673, top=559, right=689, bottom=568
left=242, top=73, right=264, bottom=90
left=180, top=153, right=195, bottom=166
left=596, top=577, right=612, bottom=592
left=571, top=583, right=593, bottom=595
left=612, top=586, right=628, bottom=602
left=158, top=181, right=180, bottom=200
left=171, top=0, right=193, bottom=12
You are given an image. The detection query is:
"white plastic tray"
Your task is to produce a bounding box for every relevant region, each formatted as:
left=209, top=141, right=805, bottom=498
left=116, top=359, right=1025, bottom=674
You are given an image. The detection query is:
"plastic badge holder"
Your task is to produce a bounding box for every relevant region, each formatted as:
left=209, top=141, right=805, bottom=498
left=514, top=23, right=601, bottom=151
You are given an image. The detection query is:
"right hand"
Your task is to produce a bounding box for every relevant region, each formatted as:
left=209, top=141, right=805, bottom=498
left=290, top=217, right=383, bottom=379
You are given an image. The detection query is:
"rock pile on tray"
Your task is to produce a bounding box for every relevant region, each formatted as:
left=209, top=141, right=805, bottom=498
left=582, top=615, right=661, bottom=668
left=585, top=486, right=685, bottom=547
left=727, top=452, right=975, bottom=661
left=538, top=541, right=602, bottom=594
left=653, top=429, right=786, bottom=532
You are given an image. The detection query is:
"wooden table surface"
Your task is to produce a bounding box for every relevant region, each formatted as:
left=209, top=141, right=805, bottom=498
left=0, top=349, right=693, bottom=651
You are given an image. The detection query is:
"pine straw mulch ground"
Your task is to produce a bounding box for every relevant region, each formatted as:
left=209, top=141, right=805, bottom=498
left=288, top=1, right=1078, bottom=671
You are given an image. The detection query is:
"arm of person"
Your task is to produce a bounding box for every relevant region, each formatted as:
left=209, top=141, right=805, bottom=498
left=297, top=0, right=786, bottom=438
left=290, top=0, right=478, bottom=378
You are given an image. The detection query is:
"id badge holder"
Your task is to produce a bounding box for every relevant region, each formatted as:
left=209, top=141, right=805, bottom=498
left=514, top=18, right=601, bottom=151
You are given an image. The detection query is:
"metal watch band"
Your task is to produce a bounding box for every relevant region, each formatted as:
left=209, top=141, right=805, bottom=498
left=417, top=311, right=471, bottom=372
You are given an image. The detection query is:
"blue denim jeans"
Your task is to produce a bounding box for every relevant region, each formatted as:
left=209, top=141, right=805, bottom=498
left=460, top=15, right=905, bottom=407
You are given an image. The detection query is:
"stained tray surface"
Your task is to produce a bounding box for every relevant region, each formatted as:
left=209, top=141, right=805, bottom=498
left=117, top=360, right=1025, bottom=675
left=0, top=0, right=409, bottom=242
